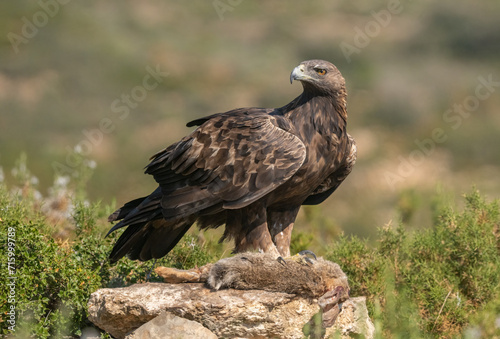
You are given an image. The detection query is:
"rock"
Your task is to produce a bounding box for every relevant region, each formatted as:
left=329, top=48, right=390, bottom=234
left=155, top=265, right=210, bottom=283
left=88, top=282, right=374, bottom=339
left=80, top=326, right=101, bottom=339
left=125, top=311, right=217, bottom=339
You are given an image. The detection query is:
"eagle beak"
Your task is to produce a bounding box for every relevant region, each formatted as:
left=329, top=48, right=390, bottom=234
left=290, top=65, right=311, bottom=84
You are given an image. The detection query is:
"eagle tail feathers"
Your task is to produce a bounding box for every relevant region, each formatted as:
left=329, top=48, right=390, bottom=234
left=108, top=218, right=194, bottom=263
left=107, top=187, right=195, bottom=262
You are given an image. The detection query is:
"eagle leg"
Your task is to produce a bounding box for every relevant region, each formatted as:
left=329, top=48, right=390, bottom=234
left=273, top=224, right=293, bottom=257
left=241, top=222, right=280, bottom=258
left=230, top=202, right=281, bottom=258
left=268, top=206, right=301, bottom=257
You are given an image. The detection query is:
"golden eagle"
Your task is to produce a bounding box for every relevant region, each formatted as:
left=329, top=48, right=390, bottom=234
left=107, top=60, right=356, bottom=262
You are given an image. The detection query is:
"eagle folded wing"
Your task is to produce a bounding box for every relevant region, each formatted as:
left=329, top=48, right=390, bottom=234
left=145, top=112, right=306, bottom=220
left=303, top=134, right=356, bottom=205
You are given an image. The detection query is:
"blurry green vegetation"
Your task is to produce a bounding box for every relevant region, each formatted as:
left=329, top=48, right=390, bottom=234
left=327, top=189, right=500, bottom=338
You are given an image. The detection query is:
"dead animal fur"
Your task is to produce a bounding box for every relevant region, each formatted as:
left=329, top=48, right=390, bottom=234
left=155, top=252, right=350, bottom=327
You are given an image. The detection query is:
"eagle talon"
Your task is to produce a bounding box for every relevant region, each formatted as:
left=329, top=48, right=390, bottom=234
left=304, top=257, right=314, bottom=265
left=298, top=250, right=317, bottom=260
left=277, top=256, right=287, bottom=266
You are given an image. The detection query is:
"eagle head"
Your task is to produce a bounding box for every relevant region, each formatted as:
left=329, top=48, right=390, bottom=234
left=290, top=59, right=345, bottom=94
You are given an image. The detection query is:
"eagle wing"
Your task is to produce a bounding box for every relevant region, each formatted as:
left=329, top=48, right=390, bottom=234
left=145, top=110, right=306, bottom=220
left=303, top=134, right=356, bottom=205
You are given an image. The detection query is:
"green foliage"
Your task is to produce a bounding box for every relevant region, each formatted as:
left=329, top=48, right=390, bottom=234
left=162, top=234, right=217, bottom=270
left=397, top=188, right=421, bottom=224
left=0, top=180, right=218, bottom=337
left=296, top=205, right=341, bottom=252
left=327, top=189, right=500, bottom=337
left=290, top=231, right=314, bottom=255
left=0, top=184, right=97, bottom=337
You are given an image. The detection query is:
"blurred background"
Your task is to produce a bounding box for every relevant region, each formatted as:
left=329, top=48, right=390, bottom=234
left=1, top=0, right=499, bottom=250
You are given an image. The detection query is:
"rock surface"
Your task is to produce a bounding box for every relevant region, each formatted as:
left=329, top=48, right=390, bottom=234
left=88, top=282, right=374, bottom=339
left=125, top=311, right=218, bottom=339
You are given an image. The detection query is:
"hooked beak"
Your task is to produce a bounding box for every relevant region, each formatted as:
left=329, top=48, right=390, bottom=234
left=290, top=65, right=313, bottom=84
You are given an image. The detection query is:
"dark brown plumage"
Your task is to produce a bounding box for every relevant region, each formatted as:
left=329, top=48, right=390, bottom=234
left=107, top=60, right=356, bottom=262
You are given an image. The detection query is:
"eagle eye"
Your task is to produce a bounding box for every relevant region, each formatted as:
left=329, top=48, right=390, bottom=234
left=315, top=68, right=327, bottom=76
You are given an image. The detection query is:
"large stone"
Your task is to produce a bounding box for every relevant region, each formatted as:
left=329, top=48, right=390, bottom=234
left=125, top=311, right=217, bottom=339
left=88, top=282, right=374, bottom=339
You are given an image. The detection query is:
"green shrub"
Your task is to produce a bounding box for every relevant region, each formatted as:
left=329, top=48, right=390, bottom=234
left=327, top=189, right=500, bottom=337
left=0, top=185, right=94, bottom=337
left=0, top=180, right=217, bottom=338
